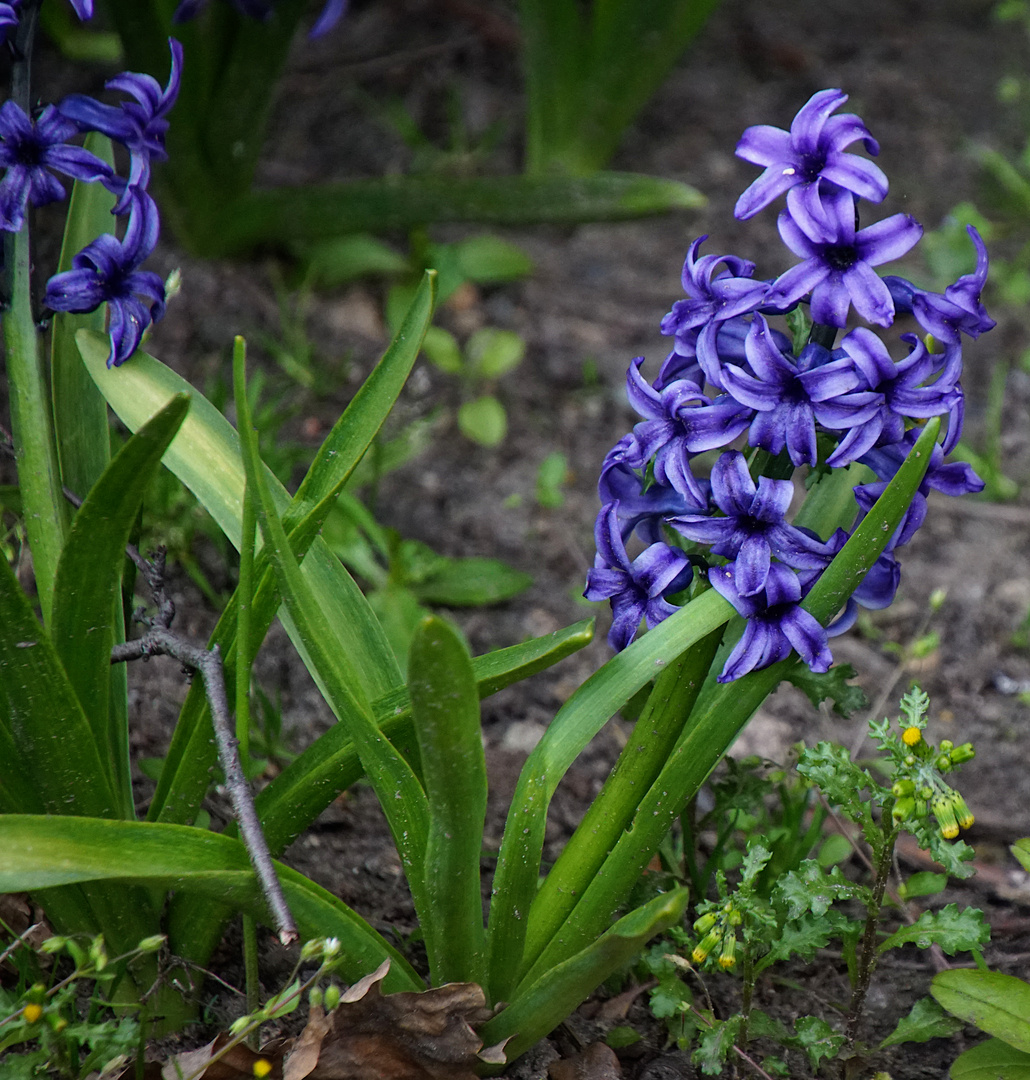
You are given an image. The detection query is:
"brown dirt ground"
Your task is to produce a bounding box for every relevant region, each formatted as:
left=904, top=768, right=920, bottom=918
left=16, top=0, right=1030, bottom=1076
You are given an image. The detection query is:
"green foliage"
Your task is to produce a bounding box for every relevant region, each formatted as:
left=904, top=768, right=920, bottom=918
left=646, top=693, right=986, bottom=1076
left=419, top=323, right=528, bottom=447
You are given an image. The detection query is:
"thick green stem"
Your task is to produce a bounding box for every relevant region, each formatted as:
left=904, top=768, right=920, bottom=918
left=3, top=5, right=68, bottom=623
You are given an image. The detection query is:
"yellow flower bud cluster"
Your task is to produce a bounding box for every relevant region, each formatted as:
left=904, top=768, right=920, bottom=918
left=690, top=902, right=743, bottom=971
left=889, top=727, right=976, bottom=839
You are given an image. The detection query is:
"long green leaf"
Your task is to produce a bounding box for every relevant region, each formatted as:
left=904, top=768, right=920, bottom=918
left=51, top=395, right=190, bottom=816
left=507, top=625, right=722, bottom=1002
left=0, top=815, right=421, bottom=991
left=51, top=132, right=117, bottom=500
left=932, top=971, right=1030, bottom=1054
left=408, top=616, right=487, bottom=986
left=514, top=420, right=941, bottom=989
left=213, top=173, right=705, bottom=255
left=478, top=888, right=688, bottom=1059
left=0, top=556, right=117, bottom=820
left=233, top=339, right=432, bottom=913
left=77, top=300, right=433, bottom=823
left=485, top=586, right=732, bottom=999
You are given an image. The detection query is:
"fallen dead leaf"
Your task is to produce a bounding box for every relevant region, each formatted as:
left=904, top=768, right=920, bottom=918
left=548, top=1042, right=622, bottom=1079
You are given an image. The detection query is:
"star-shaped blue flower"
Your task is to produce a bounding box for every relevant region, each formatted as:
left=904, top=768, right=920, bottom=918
left=45, top=190, right=167, bottom=368
left=710, top=561, right=832, bottom=682
left=720, top=315, right=881, bottom=467
left=57, top=39, right=183, bottom=209
left=765, top=188, right=923, bottom=327
left=0, top=101, right=112, bottom=232
left=735, top=88, right=889, bottom=239
left=585, top=502, right=693, bottom=651
left=669, top=450, right=831, bottom=597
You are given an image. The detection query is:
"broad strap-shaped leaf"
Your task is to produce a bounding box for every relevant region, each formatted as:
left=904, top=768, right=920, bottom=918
left=214, top=173, right=706, bottom=254
left=77, top=278, right=433, bottom=832
left=948, top=1038, right=1030, bottom=1080
left=0, top=554, right=117, bottom=819
left=408, top=616, right=487, bottom=987
left=233, top=339, right=431, bottom=913
left=0, top=815, right=421, bottom=992
left=477, top=888, right=688, bottom=1058
left=506, top=626, right=721, bottom=1002
left=51, top=395, right=190, bottom=817
left=52, top=132, right=117, bottom=500
left=509, top=421, right=941, bottom=990
left=77, top=327, right=401, bottom=704
left=486, top=586, right=733, bottom=996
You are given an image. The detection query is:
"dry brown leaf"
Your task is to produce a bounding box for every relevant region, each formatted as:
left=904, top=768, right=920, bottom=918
left=548, top=1042, right=622, bottom=1080
left=283, top=1003, right=333, bottom=1080
left=162, top=1033, right=286, bottom=1080
left=297, top=976, right=496, bottom=1080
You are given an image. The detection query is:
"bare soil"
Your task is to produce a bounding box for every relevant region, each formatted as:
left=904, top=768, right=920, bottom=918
left=23, top=0, right=1030, bottom=1076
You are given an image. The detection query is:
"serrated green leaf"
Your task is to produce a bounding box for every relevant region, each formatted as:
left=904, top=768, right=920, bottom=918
left=949, top=1037, right=1030, bottom=1079
left=757, top=910, right=859, bottom=972
left=791, top=1015, right=846, bottom=1069
left=692, top=1015, right=742, bottom=1076
left=933, top=970, right=1030, bottom=1051
left=880, top=995, right=964, bottom=1048
left=787, top=663, right=868, bottom=718
left=649, top=976, right=692, bottom=1019
left=776, top=861, right=861, bottom=919
left=881, top=905, right=990, bottom=955
left=796, top=742, right=875, bottom=822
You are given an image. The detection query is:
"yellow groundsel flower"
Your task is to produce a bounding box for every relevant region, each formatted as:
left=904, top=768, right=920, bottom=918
left=253, top=1059, right=273, bottom=1079
left=902, top=726, right=922, bottom=747
left=22, top=1003, right=42, bottom=1024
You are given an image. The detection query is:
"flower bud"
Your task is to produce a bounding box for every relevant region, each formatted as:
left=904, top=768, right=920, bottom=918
left=308, top=986, right=323, bottom=1010
left=892, top=796, right=915, bottom=822
left=39, top=937, right=67, bottom=955
left=137, top=935, right=166, bottom=954
left=229, top=1016, right=252, bottom=1037
left=693, top=912, right=718, bottom=935
left=932, top=794, right=959, bottom=839
left=939, top=740, right=954, bottom=754
left=892, top=779, right=915, bottom=798
left=323, top=983, right=341, bottom=1011
left=951, top=793, right=975, bottom=831
left=300, top=939, right=324, bottom=962
left=692, top=930, right=721, bottom=965
left=936, top=754, right=953, bottom=773
left=718, top=934, right=737, bottom=970
left=949, top=743, right=976, bottom=765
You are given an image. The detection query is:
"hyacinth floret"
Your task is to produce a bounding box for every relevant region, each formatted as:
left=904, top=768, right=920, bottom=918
left=585, top=88, right=993, bottom=682
left=0, top=101, right=112, bottom=231
left=58, top=39, right=184, bottom=208
left=45, top=188, right=167, bottom=368
left=734, top=88, right=888, bottom=239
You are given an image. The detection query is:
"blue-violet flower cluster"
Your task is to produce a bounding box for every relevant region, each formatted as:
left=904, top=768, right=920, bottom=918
left=0, top=0, right=182, bottom=367
left=585, top=89, right=991, bottom=682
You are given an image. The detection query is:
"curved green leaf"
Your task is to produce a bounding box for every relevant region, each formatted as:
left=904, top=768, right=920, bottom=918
left=478, top=888, right=688, bottom=1060
left=510, top=421, right=941, bottom=990
left=0, top=557, right=116, bottom=819
left=933, top=970, right=1030, bottom=1052
left=409, top=615, right=487, bottom=986
left=233, top=339, right=431, bottom=913
left=486, top=586, right=732, bottom=996
left=0, top=815, right=421, bottom=991
left=949, top=1038, right=1030, bottom=1079
left=51, top=394, right=190, bottom=814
